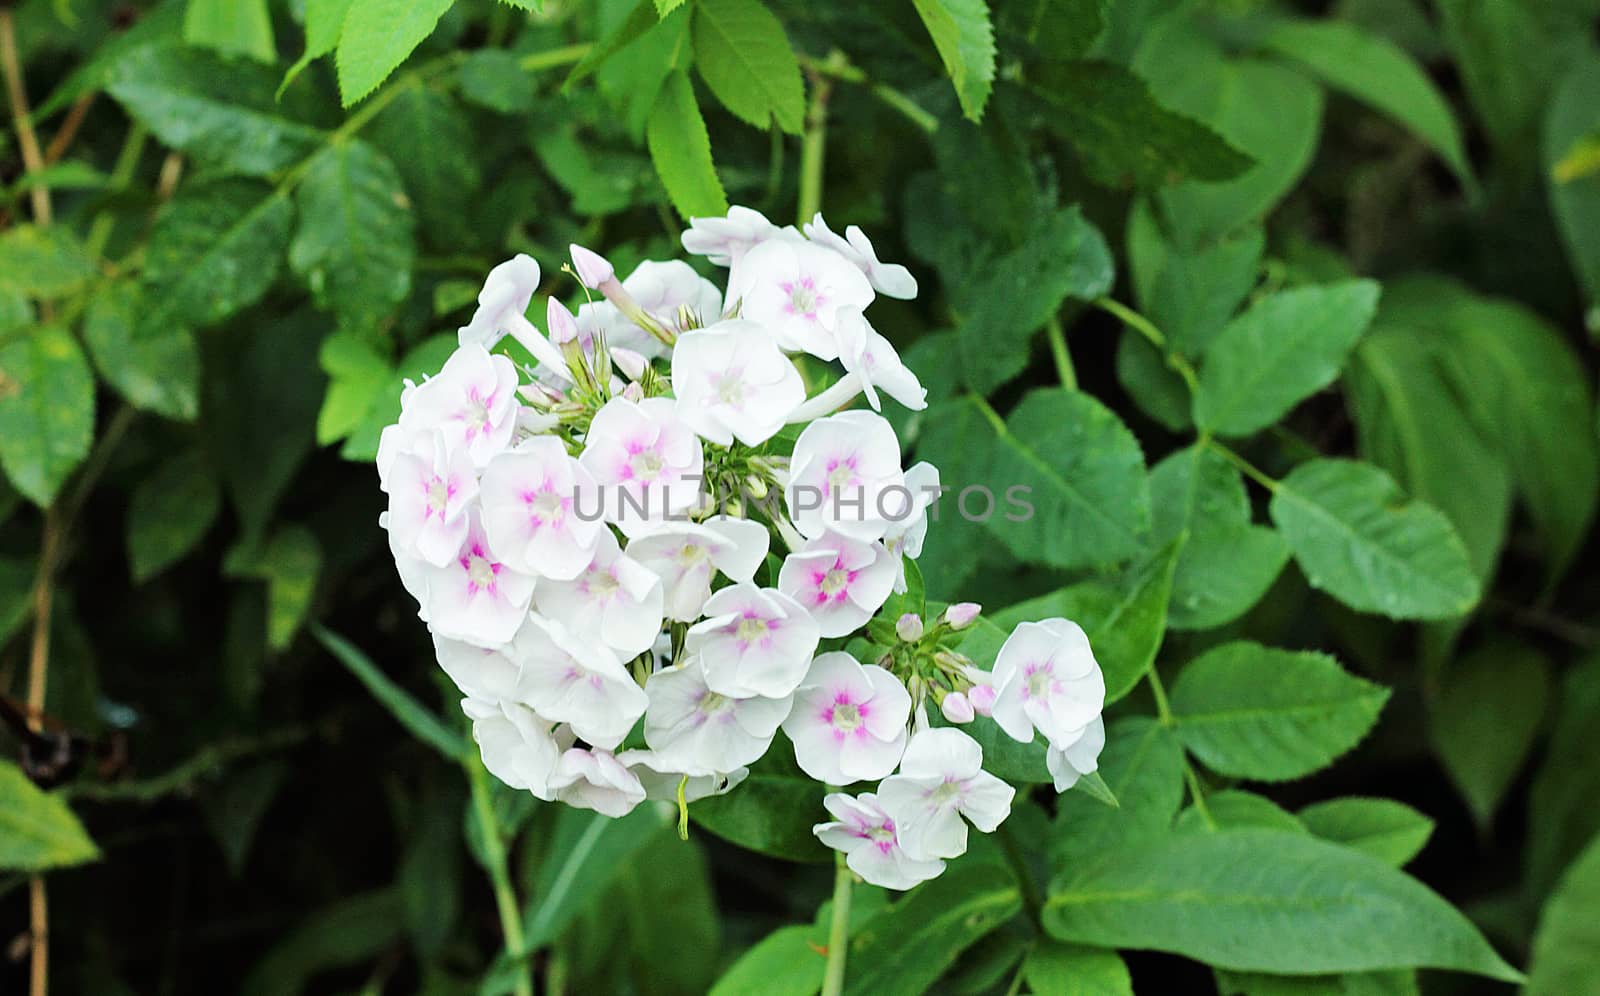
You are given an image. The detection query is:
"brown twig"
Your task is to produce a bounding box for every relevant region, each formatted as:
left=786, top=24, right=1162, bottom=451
left=0, top=9, right=50, bottom=225
left=43, top=93, right=95, bottom=165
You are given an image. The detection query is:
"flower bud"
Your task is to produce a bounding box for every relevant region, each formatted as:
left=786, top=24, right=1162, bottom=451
left=743, top=475, right=769, bottom=500
left=621, top=381, right=644, bottom=403
left=940, top=691, right=975, bottom=724
left=610, top=346, right=648, bottom=380
left=895, top=613, right=924, bottom=642
left=943, top=602, right=981, bottom=630
left=547, top=298, right=578, bottom=345
left=967, top=683, right=997, bottom=717
left=569, top=244, right=614, bottom=289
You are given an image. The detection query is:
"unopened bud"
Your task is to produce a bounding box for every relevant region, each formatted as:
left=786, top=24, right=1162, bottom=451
left=621, top=381, right=644, bottom=403
left=943, top=602, right=981, bottom=630
left=743, top=475, right=769, bottom=499
left=547, top=298, right=578, bottom=345
left=676, top=302, right=700, bottom=331
left=611, top=346, right=647, bottom=380
left=968, top=683, right=997, bottom=716
left=895, top=613, right=924, bottom=642
left=570, top=244, right=614, bottom=289
left=941, top=691, right=975, bottom=724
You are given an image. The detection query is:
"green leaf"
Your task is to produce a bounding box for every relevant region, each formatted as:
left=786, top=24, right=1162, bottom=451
left=82, top=283, right=201, bottom=422
left=127, top=450, right=221, bottom=583
left=912, top=0, right=997, bottom=122
left=564, top=0, right=660, bottom=90
left=226, top=526, right=323, bottom=651
left=1126, top=198, right=1263, bottom=356
left=335, top=0, right=455, bottom=105
left=142, top=181, right=294, bottom=328
left=316, top=332, right=392, bottom=445
left=1052, top=717, right=1185, bottom=865
left=1298, top=798, right=1434, bottom=868
left=1430, top=641, right=1550, bottom=829
left=1115, top=328, right=1192, bottom=432
left=0, top=326, right=96, bottom=507
left=108, top=43, right=325, bottom=176
left=1261, top=20, right=1472, bottom=186
left=1175, top=790, right=1304, bottom=835
left=709, top=925, right=825, bottom=996
left=1030, top=60, right=1253, bottom=189
left=366, top=85, right=483, bottom=243
left=691, top=748, right=829, bottom=862
left=646, top=71, right=728, bottom=220
left=1528, top=658, right=1600, bottom=897
left=691, top=0, right=805, bottom=134
left=1171, top=641, right=1389, bottom=782
left=399, top=781, right=461, bottom=958
left=4, top=161, right=108, bottom=201
left=1000, top=0, right=1106, bottom=60
left=184, top=0, right=277, bottom=63
left=1194, top=280, right=1380, bottom=437
left=1270, top=458, right=1480, bottom=619
left=1044, top=828, right=1522, bottom=981
left=951, top=206, right=1113, bottom=394
left=1546, top=54, right=1600, bottom=307
left=0, top=759, right=99, bottom=872
left=312, top=623, right=468, bottom=760
left=525, top=805, right=669, bottom=948
left=843, top=863, right=1021, bottom=996
left=458, top=49, right=536, bottom=113
left=280, top=0, right=357, bottom=97
left=240, top=890, right=405, bottom=996
left=1528, top=833, right=1600, bottom=996
left=0, top=225, right=95, bottom=298
left=288, top=140, right=415, bottom=330
left=1149, top=445, right=1289, bottom=631
left=198, top=759, right=289, bottom=877
left=1217, top=968, right=1420, bottom=996
left=1023, top=938, right=1132, bottom=995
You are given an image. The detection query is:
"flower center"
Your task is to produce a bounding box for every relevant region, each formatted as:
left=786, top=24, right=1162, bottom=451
left=426, top=478, right=450, bottom=514
left=629, top=448, right=663, bottom=480
left=583, top=569, right=620, bottom=600
left=678, top=542, right=709, bottom=565
left=827, top=463, right=854, bottom=490
left=820, top=568, right=850, bottom=596
left=930, top=780, right=963, bottom=805
left=698, top=691, right=732, bottom=717
left=714, top=375, right=746, bottom=407
left=466, top=554, right=496, bottom=589
left=866, top=822, right=895, bottom=844
left=1025, top=663, right=1054, bottom=699
left=735, top=616, right=770, bottom=643
left=531, top=491, right=564, bottom=523
left=467, top=391, right=491, bottom=430
left=831, top=701, right=862, bottom=732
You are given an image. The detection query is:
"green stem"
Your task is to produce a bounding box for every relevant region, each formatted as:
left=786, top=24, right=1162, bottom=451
left=1045, top=317, right=1076, bottom=390
left=1147, top=668, right=1215, bottom=829
left=468, top=758, right=533, bottom=996
left=518, top=42, right=592, bottom=73
left=820, top=851, right=853, bottom=996
left=1204, top=438, right=1281, bottom=493
left=797, top=54, right=843, bottom=224
left=798, top=52, right=938, bottom=135
left=1095, top=296, right=1200, bottom=394
left=1146, top=665, right=1174, bottom=725
left=85, top=123, right=148, bottom=261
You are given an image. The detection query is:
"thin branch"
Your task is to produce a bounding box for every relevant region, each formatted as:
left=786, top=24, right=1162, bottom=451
left=43, top=93, right=94, bottom=165
left=0, top=9, right=50, bottom=224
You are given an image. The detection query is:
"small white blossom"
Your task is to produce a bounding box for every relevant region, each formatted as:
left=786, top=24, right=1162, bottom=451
left=782, top=652, right=911, bottom=784
left=725, top=239, right=873, bottom=360
left=671, top=320, right=806, bottom=446
left=433, top=632, right=522, bottom=703
left=533, top=529, right=664, bottom=659
left=836, top=307, right=926, bottom=411
left=990, top=618, right=1105, bottom=747
left=579, top=396, right=704, bottom=535
left=548, top=748, right=647, bottom=817
left=681, top=205, right=794, bottom=267
left=464, top=698, right=565, bottom=799
left=419, top=511, right=538, bottom=648
left=513, top=614, right=647, bottom=750
left=877, top=728, right=1015, bottom=861
left=778, top=532, right=896, bottom=638
left=1046, top=716, right=1106, bottom=793
left=457, top=254, right=568, bottom=376
left=479, top=436, right=604, bottom=581
left=813, top=792, right=944, bottom=891
left=883, top=461, right=940, bottom=592
left=687, top=583, right=820, bottom=699
left=626, top=516, right=770, bottom=621
left=803, top=213, right=918, bottom=300
left=399, top=345, right=521, bottom=469
left=787, top=410, right=908, bottom=542
left=642, top=655, right=793, bottom=776
left=383, top=430, right=478, bottom=567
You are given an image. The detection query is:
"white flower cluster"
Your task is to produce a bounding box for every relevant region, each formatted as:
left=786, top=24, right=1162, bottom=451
left=377, top=206, right=1108, bottom=889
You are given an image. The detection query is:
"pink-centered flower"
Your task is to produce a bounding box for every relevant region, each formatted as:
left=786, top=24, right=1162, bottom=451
left=687, top=583, right=820, bottom=698
left=383, top=430, right=478, bottom=567
left=782, top=652, right=911, bottom=784
left=813, top=792, right=944, bottom=891
left=626, top=515, right=770, bottom=621
left=579, top=396, right=704, bottom=535
left=642, top=655, right=793, bottom=776
left=877, top=728, right=1015, bottom=861
left=533, top=529, right=664, bottom=659
left=419, top=510, right=537, bottom=648
left=777, top=532, right=896, bottom=638
left=725, top=239, right=873, bottom=360
left=990, top=618, right=1105, bottom=747
left=671, top=320, right=805, bottom=446
left=511, top=613, right=647, bottom=750
left=398, top=344, right=520, bottom=468
left=479, top=436, right=603, bottom=580
left=787, top=410, right=908, bottom=542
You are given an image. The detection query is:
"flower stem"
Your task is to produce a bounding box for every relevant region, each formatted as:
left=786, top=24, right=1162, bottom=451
left=1094, top=297, right=1200, bottom=394
left=820, top=851, right=853, bottom=996
left=798, top=53, right=845, bottom=225
left=1045, top=317, right=1076, bottom=391
left=467, top=758, right=534, bottom=996
left=1147, top=668, right=1215, bottom=828
left=1, top=8, right=50, bottom=225
left=1204, top=438, right=1281, bottom=494
left=797, top=52, right=938, bottom=135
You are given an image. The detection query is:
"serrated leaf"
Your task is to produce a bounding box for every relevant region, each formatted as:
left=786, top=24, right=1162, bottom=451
left=1430, top=641, right=1549, bottom=829
left=1126, top=198, right=1263, bottom=356
left=0, top=225, right=96, bottom=298
left=1298, top=798, right=1434, bottom=868
left=843, top=863, right=1020, bottom=996
left=564, top=0, right=660, bottom=90
left=1044, top=829, right=1522, bottom=981
left=692, top=0, right=805, bottom=134
left=1261, top=20, right=1472, bottom=187
left=1528, top=833, right=1600, bottom=995
left=288, top=140, right=415, bottom=330
left=0, top=760, right=99, bottom=872
left=1270, top=459, right=1480, bottom=620
left=913, top=0, right=996, bottom=122
left=184, top=0, right=277, bottom=63
left=646, top=70, right=729, bottom=219
left=1171, top=641, right=1389, bottom=782
left=335, top=0, right=455, bottom=106
left=142, top=181, right=294, bottom=328
left=1030, top=60, right=1254, bottom=189
left=82, top=283, right=200, bottom=422
left=280, top=0, right=358, bottom=97
left=108, top=43, right=325, bottom=176
left=366, top=85, right=482, bottom=243
left=1195, top=280, right=1380, bottom=437
left=0, top=326, right=95, bottom=507
left=127, top=450, right=221, bottom=583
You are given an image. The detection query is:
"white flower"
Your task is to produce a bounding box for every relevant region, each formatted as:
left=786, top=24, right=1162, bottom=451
left=434, top=632, right=522, bottom=703
left=681, top=205, right=795, bottom=267
left=877, top=728, right=1015, bottom=861
left=399, top=345, right=521, bottom=468
left=786, top=410, right=908, bottom=542
left=381, top=510, right=432, bottom=622
left=671, top=320, right=806, bottom=446
left=533, top=529, right=664, bottom=659
left=778, top=532, right=896, bottom=638
left=836, top=308, right=926, bottom=411
left=725, top=238, right=873, bottom=360
left=573, top=260, right=723, bottom=361
left=619, top=749, right=748, bottom=801
left=456, top=254, right=569, bottom=376
left=479, top=436, right=603, bottom=580
left=883, top=461, right=940, bottom=592
left=419, top=510, right=538, bottom=648
left=687, top=583, right=820, bottom=699
left=625, top=516, right=770, bottom=621
left=465, top=698, right=564, bottom=799
left=814, top=792, right=945, bottom=891
left=512, top=614, right=647, bottom=750
left=383, top=430, right=478, bottom=567
left=642, top=656, right=793, bottom=776
left=990, top=618, right=1105, bottom=747
left=782, top=652, right=910, bottom=784
left=803, top=213, right=918, bottom=300
left=548, top=748, right=647, bottom=817
left=579, top=396, right=704, bottom=535
left=1046, top=716, right=1106, bottom=793
left=940, top=692, right=975, bottom=724
left=569, top=244, right=614, bottom=288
